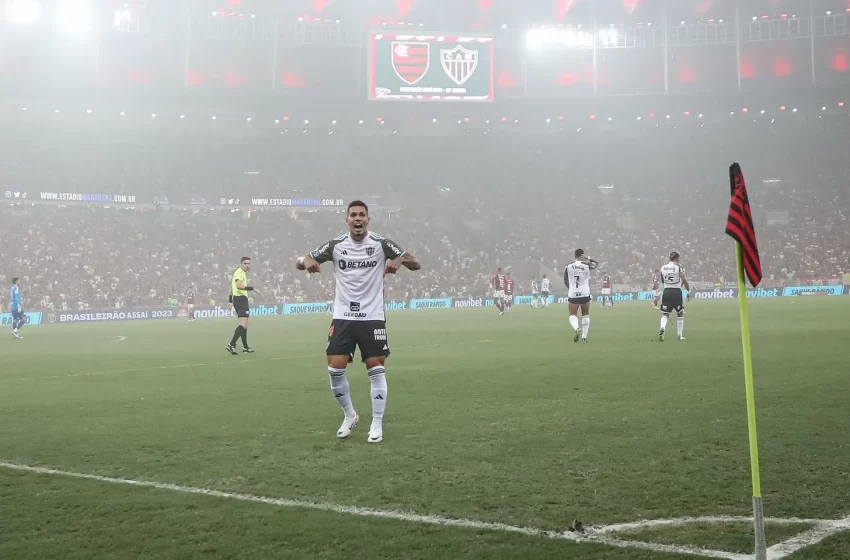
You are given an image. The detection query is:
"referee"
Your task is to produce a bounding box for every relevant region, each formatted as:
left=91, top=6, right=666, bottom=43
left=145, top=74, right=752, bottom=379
left=226, top=256, right=255, bottom=354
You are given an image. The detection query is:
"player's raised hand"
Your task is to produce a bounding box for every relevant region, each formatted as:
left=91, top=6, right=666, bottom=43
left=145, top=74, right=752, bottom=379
left=385, top=257, right=403, bottom=275
left=386, top=253, right=420, bottom=275
left=297, top=256, right=321, bottom=273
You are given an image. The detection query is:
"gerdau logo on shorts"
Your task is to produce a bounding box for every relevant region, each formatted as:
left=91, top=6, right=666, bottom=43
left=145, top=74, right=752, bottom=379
left=345, top=301, right=366, bottom=318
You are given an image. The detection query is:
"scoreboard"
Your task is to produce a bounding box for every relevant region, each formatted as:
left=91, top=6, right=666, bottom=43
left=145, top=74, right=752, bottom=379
left=368, top=32, right=494, bottom=102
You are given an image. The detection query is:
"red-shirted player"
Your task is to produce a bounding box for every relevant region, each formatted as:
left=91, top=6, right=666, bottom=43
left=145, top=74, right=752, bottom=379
left=491, top=267, right=507, bottom=315
left=504, top=272, right=515, bottom=313
left=601, top=273, right=614, bottom=307
left=651, top=269, right=661, bottom=309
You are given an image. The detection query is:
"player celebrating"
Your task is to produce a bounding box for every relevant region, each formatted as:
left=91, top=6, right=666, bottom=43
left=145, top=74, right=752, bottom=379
left=540, top=274, right=551, bottom=308
left=9, top=277, right=25, bottom=339
left=504, top=272, right=515, bottom=313
left=491, top=267, right=507, bottom=316
left=601, top=273, right=614, bottom=307
left=658, top=252, right=690, bottom=341
left=651, top=270, right=661, bottom=309
left=564, top=249, right=598, bottom=342
left=296, top=200, right=420, bottom=444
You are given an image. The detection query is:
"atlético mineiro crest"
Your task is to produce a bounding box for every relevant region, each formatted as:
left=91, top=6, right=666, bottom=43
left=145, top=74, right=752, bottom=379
left=365, top=246, right=376, bottom=257
left=392, top=41, right=430, bottom=85
left=440, top=45, right=479, bottom=86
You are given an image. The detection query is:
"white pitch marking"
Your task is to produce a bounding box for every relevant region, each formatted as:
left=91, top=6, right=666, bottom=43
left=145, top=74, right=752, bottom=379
left=766, top=515, right=850, bottom=559
left=596, top=515, right=825, bottom=534
left=1, top=460, right=845, bottom=560
left=111, top=336, right=127, bottom=342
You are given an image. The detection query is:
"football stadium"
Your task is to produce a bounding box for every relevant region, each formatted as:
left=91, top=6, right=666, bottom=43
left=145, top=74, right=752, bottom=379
left=2, top=1, right=850, bottom=559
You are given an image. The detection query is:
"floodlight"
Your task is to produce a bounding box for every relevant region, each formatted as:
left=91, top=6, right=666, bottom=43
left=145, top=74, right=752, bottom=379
left=113, top=8, right=131, bottom=28
left=5, top=0, right=41, bottom=25
left=59, top=0, right=93, bottom=34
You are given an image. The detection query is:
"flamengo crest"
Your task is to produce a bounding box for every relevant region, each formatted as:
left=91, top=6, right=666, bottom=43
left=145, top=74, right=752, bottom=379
left=391, top=41, right=430, bottom=85
left=440, top=45, right=479, bottom=86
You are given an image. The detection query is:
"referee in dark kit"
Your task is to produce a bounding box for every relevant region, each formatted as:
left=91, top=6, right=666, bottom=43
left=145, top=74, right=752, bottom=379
left=226, top=256, right=255, bottom=354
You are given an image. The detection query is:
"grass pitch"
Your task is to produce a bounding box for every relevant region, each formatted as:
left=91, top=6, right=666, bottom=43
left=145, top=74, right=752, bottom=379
left=1, top=298, right=849, bottom=559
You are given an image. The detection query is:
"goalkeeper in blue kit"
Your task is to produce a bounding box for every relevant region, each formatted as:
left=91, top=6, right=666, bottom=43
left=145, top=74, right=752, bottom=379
left=10, top=277, right=25, bottom=339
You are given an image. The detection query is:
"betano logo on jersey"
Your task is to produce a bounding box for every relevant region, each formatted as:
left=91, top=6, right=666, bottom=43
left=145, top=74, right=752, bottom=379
left=338, top=259, right=379, bottom=271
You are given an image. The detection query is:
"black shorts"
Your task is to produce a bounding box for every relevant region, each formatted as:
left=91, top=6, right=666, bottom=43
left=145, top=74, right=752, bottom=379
left=12, top=310, right=24, bottom=321
left=568, top=296, right=591, bottom=305
left=232, top=296, right=250, bottom=318
left=327, top=319, right=390, bottom=362
left=660, top=288, right=684, bottom=314
left=541, top=291, right=550, bottom=298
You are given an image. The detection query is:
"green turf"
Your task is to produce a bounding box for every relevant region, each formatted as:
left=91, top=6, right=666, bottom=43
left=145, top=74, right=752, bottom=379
left=613, top=521, right=815, bottom=554
left=1, top=298, right=849, bottom=559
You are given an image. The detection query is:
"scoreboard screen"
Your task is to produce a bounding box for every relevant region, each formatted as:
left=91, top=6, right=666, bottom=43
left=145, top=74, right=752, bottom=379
left=368, top=32, right=494, bottom=102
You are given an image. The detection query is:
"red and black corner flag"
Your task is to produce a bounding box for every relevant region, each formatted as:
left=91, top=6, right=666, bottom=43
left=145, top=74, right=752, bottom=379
left=727, top=163, right=763, bottom=287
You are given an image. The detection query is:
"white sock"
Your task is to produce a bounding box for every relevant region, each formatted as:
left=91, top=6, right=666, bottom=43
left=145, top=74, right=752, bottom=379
left=581, top=316, right=590, bottom=339
left=328, top=367, right=355, bottom=418
left=677, top=317, right=684, bottom=337
left=569, top=314, right=579, bottom=331
left=660, top=314, right=669, bottom=331
left=368, top=366, right=387, bottom=428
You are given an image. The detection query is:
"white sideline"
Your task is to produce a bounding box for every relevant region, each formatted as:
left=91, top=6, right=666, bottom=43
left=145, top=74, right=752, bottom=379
left=2, top=461, right=845, bottom=559
left=0, top=339, right=494, bottom=383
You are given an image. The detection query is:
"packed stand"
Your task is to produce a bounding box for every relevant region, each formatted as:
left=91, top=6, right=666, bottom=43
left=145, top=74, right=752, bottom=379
left=1, top=117, right=848, bottom=311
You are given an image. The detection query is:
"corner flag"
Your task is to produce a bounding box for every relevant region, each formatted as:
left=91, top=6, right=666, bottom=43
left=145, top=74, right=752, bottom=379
left=726, top=164, right=763, bottom=287
left=727, top=163, right=766, bottom=560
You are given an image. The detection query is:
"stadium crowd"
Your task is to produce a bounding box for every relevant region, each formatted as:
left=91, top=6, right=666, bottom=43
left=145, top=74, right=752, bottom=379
left=1, top=117, right=848, bottom=311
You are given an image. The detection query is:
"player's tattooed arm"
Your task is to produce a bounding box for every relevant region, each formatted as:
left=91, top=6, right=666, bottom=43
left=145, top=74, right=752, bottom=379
left=386, top=252, right=420, bottom=274
left=399, top=252, right=421, bottom=271
left=382, top=239, right=420, bottom=273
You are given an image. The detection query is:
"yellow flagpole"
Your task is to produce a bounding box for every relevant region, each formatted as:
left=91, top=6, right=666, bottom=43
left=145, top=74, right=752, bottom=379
left=735, top=242, right=767, bottom=560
